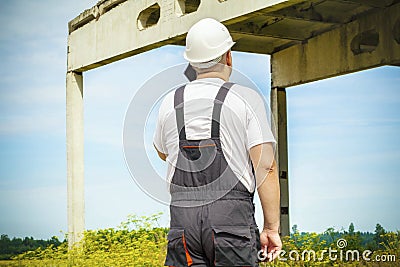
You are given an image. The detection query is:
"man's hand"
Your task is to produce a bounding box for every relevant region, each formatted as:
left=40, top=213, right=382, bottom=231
left=260, top=228, right=282, bottom=262
left=154, top=144, right=167, bottom=161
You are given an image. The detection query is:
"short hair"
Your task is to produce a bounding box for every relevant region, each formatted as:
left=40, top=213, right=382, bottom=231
left=191, top=51, right=228, bottom=75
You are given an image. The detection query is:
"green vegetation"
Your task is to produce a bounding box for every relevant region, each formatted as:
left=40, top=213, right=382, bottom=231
left=0, top=214, right=398, bottom=266
left=6, top=213, right=168, bottom=267
left=0, top=234, right=61, bottom=260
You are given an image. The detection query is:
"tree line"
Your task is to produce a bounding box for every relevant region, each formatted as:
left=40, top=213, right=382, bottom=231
left=0, top=222, right=394, bottom=261
left=0, top=234, right=62, bottom=260
left=291, top=223, right=390, bottom=251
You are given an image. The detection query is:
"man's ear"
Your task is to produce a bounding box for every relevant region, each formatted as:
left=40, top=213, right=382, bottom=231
left=226, top=50, right=232, bottom=67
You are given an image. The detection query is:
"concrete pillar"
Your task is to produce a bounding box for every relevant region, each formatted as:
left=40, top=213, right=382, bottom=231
left=270, top=87, right=290, bottom=237
left=66, top=71, right=85, bottom=248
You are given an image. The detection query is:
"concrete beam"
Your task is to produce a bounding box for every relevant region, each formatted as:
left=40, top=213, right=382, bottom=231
left=66, top=72, right=85, bottom=248
left=271, top=3, right=400, bottom=88
left=227, top=17, right=321, bottom=42
left=66, top=0, right=303, bottom=72
left=271, top=87, right=290, bottom=237
left=267, top=0, right=346, bottom=24
left=342, top=0, right=398, bottom=8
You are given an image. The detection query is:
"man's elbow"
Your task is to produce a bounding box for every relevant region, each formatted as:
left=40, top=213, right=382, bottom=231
left=257, top=159, right=276, bottom=174
left=256, top=160, right=279, bottom=188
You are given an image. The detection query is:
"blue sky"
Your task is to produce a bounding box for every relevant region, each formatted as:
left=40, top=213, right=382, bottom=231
left=0, top=0, right=399, bottom=240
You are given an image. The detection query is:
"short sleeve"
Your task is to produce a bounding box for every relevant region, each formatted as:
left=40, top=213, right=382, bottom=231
left=246, top=92, right=276, bottom=149
left=153, top=101, right=168, bottom=154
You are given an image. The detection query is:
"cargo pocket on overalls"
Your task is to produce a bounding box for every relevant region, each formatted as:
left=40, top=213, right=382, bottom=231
left=165, top=228, right=192, bottom=267
left=251, top=226, right=261, bottom=264
left=212, top=226, right=253, bottom=266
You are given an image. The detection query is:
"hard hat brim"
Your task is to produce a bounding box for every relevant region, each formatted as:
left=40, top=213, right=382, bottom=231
left=184, top=41, right=236, bottom=63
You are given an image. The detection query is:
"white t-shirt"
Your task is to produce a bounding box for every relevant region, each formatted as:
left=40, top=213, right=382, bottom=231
left=153, top=77, right=275, bottom=192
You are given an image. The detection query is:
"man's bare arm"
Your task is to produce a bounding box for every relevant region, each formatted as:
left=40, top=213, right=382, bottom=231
left=154, top=144, right=167, bottom=161
left=249, top=142, right=281, bottom=260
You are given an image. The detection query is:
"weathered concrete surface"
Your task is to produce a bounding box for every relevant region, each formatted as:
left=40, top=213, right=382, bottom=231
left=67, top=0, right=309, bottom=72
left=271, top=87, right=290, bottom=237
left=66, top=72, right=85, bottom=248
left=271, top=3, right=400, bottom=88
left=67, top=0, right=390, bottom=72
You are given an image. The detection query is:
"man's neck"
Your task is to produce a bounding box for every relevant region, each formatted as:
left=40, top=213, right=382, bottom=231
left=196, top=72, right=229, bottom=81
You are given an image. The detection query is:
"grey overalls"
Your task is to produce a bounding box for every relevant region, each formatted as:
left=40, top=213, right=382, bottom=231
left=165, top=82, right=261, bottom=267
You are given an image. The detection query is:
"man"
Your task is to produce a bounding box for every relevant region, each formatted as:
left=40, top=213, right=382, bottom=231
left=154, top=18, right=282, bottom=267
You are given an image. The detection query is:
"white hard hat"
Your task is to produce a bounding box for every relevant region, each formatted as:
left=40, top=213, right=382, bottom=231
left=184, top=18, right=235, bottom=66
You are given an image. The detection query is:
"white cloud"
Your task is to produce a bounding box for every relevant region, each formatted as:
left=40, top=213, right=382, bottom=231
left=0, top=0, right=98, bottom=41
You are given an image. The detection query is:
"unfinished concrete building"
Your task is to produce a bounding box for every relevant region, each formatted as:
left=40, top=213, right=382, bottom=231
left=67, top=0, right=400, bottom=247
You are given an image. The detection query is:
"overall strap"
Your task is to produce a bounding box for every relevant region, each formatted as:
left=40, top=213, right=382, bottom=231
left=211, top=82, right=235, bottom=138
left=174, top=85, right=186, bottom=140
